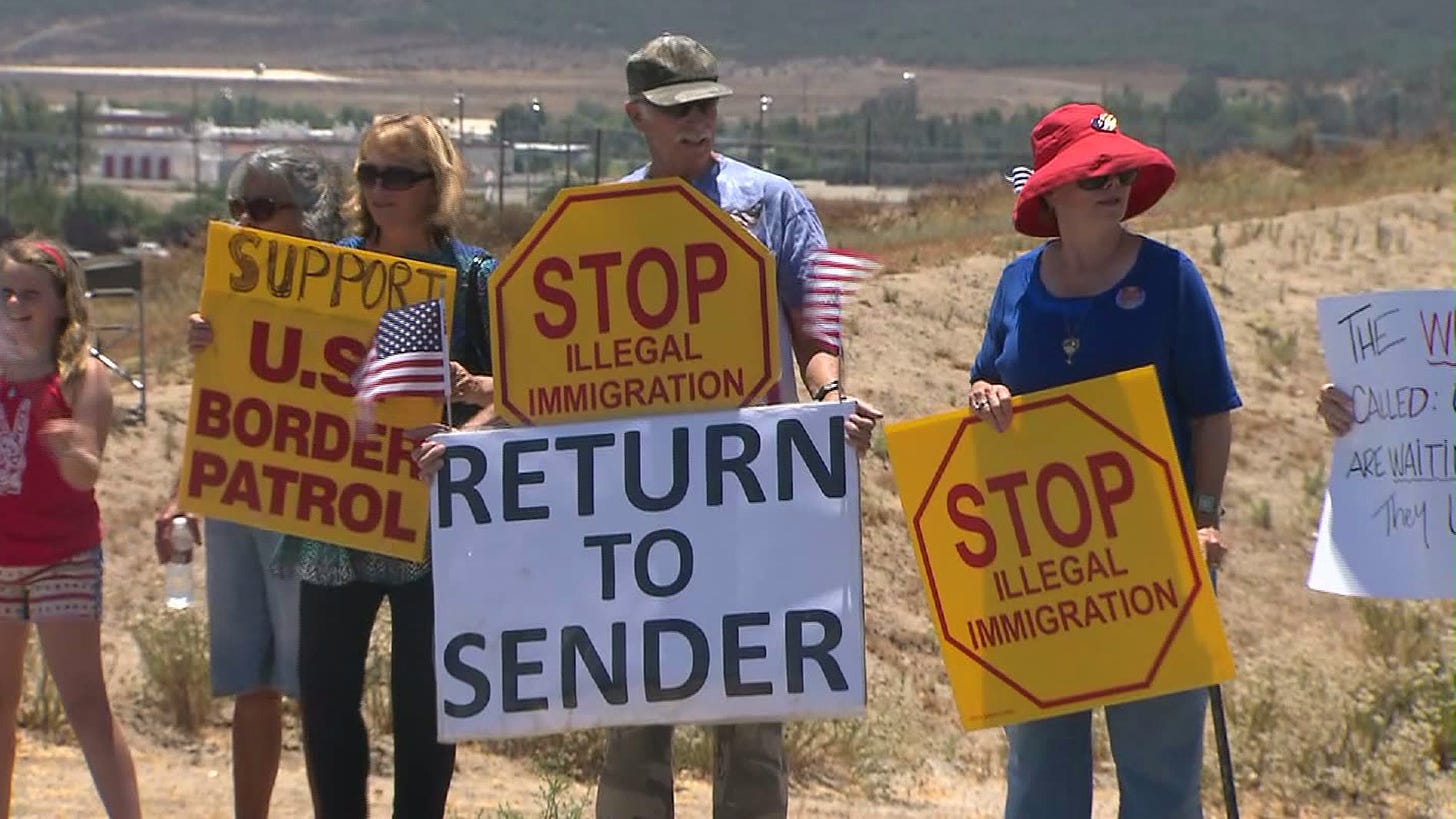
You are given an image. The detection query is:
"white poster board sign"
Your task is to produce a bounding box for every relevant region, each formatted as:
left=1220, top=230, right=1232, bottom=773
left=1309, top=289, right=1455, bottom=599
left=430, top=402, right=866, bottom=740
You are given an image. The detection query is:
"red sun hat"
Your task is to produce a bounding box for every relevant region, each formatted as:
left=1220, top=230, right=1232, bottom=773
left=1012, top=103, right=1176, bottom=237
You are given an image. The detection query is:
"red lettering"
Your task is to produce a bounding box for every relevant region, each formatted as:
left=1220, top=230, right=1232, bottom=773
left=580, top=252, right=621, bottom=333
left=196, top=389, right=231, bottom=438
left=312, top=411, right=351, bottom=461
left=249, top=321, right=301, bottom=383
left=274, top=404, right=311, bottom=455
left=533, top=256, right=576, bottom=338
left=233, top=398, right=271, bottom=447
left=321, top=335, right=367, bottom=397
left=260, top=465, right=300, bottom=515
left=1036, top=559, right=1062, bottom=592
left=382, top=490, right=416, bottom=543
left=684, top=243, right=726, bottom=324
left=627, top=247, right=678, bottom=330
left=1087, top=451, right=1134, bottom=538
left=350, top=422, right=385, bottom=471
left=1036, top=461, right=1092, bottom=548
left=386, top=425, right=415, bottom=478
left=987, top=471, right=1033, bottom=558
left=297, top=473, right=337, bottom=525
left=186, top=450, right=227, bottom=496
left=339, top=483, right=382, bottom=533
left=947, top=482, right=996, bottom=568
left=220, top=460, right=261, bottom=510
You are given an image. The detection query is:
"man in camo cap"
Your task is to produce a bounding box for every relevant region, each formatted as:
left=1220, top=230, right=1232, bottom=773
left=594, top=32, right=882, bottom=819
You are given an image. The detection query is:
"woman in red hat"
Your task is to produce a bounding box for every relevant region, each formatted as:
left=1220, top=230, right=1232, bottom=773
left=968, top=103, right=1241, bottom=818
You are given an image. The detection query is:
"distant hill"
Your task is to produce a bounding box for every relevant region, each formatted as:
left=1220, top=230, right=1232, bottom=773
left=2, top=0, right=1452, bottom=79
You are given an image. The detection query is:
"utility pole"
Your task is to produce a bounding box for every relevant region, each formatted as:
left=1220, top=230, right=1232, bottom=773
left=863, top=116, right=873, bottom=185
left=454, top=89, right=465, bottom=142
left=593, top=128, right=603, bottom=184
left=757, top=95, right=773, bottom=167
left=191, top=81, right=201, bottom=195
left=74, top=90, right=84, bottom=204
left=496, top=130, right=505, bottom=217
left=563, top=121, right=572, bottom=186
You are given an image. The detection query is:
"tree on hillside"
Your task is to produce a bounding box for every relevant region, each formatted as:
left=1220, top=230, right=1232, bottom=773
left=1170, top=72, right=1224, bottom=123
left=0, top=86, right=74, bottom=188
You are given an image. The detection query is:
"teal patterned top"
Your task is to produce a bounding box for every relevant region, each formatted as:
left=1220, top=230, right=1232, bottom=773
left=274, top=236, right=495, bottom=586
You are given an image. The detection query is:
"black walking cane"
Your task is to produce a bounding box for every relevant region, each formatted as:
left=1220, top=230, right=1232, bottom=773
left=1207, top=570, right=1240, bottom=819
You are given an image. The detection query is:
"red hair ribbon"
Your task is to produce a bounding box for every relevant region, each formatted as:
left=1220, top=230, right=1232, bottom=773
left=32, top=242, right=69, bottom=271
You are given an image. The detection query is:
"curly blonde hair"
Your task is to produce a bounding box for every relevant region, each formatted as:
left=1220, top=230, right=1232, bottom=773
left=2, top=236, right=90, bottom=384
left=344, top=113, right=464, bottom=242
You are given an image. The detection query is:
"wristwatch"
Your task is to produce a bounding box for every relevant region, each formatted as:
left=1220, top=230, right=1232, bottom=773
left=1193, top=492, right=1222, bottom=524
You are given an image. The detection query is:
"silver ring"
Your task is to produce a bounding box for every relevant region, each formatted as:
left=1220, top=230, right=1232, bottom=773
left=972, top=398, right=988, bottom=411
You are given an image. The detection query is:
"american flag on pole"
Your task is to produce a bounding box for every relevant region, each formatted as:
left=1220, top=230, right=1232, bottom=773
left=352, top=298, right=450, bottom=425
left=803, top=248, right=882, bottom=354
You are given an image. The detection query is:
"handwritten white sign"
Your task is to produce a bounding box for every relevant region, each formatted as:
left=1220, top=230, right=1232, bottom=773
left=1309, top=289, right=1455, bottom=599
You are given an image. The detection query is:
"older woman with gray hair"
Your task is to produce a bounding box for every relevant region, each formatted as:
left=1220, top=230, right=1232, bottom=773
left=153, top=144, right=344, bottom=819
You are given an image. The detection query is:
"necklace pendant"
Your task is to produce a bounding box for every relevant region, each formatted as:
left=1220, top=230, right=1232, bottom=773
left=1062, top=335, right=1080, bottom=365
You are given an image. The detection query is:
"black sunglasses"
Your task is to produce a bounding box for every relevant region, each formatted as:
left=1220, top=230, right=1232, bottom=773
left=1076, top=169, right=1139, bottom=191
left=646, top=98, right=718, bottom=119
left=229, top=197, right=296, bottom=223
left=356, top=164, right=434, bottom=190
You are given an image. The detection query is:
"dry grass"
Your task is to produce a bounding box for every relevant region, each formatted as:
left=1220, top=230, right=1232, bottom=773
left=129, top=606, right=214, bottom=735
left=821, top=137, right=1454, bottom=274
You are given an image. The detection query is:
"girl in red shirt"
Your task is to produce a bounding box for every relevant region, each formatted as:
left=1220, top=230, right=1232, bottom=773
left=0, top=237, right=140, bottom=818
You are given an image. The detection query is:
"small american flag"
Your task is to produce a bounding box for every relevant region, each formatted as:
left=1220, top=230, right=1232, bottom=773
left=803, top=248, right=882, bottom=354
left=1004, top=165, right=1033, bottom=195
left=352, top=299, right=450, bottom=423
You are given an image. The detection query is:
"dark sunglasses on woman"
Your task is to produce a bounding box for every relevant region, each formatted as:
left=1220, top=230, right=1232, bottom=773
left=229, top=197, right=296, bottom=223
left=1076, top=169, right=1139, bottom=191
left=356, top=163, right=434, bottom=190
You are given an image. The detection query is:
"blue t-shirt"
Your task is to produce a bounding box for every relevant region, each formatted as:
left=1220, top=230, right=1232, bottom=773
left=970, top=238, right=1241, bottom=487
left=623, top=155, right=826, bottom=402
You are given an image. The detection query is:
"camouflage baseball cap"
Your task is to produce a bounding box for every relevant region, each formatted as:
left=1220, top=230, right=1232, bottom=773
left=626, top=33, right=734, bottom=106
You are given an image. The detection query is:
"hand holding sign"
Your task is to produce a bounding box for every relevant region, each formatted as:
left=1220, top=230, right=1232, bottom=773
left=1315, top=383, right=1355, bottom=436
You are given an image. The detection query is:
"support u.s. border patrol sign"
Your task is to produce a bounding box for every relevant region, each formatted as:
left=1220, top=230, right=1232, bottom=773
left=885, top=366, right=1234, bottom=730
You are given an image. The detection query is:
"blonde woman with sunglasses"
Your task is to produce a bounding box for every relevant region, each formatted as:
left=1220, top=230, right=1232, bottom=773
left=275, top=113, right=496, bottom=819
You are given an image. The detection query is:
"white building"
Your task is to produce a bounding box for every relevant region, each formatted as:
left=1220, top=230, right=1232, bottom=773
left=88, top=103, right=510, bottom=190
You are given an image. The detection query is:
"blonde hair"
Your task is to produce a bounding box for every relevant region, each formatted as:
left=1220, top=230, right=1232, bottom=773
left=2, top=236, right=90, bottom=384
left=344, top=113, right=464, bottom=242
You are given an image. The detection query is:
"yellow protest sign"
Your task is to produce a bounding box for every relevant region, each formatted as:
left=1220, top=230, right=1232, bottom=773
left=489, top=178, right=779, bottom=426
left=178, top=221, right=456, bottom=561
left=885, top=365, right=1233, bottom=730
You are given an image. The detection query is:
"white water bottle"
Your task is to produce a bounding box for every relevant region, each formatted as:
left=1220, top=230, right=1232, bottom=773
left=164, top=516, right=195, bottom=610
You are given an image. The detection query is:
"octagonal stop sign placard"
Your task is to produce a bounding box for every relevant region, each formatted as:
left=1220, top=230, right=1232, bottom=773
left=885, top=366, right=1233, bottom=730
left=489, top=178, right=779, bottom=426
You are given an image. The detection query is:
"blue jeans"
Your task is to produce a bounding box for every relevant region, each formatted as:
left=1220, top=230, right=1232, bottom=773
left=204, top=519, right=300, bottom=698
left=1004, top=688, right=1207, bottom=819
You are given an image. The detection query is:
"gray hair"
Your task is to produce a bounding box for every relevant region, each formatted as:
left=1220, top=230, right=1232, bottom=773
left=225, top=146, right=346, bottom=242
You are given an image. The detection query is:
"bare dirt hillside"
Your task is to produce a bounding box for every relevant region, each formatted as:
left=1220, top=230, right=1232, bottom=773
left=9, top=190, right=1455, bottom=817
